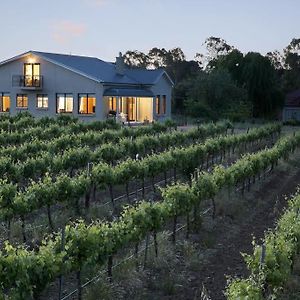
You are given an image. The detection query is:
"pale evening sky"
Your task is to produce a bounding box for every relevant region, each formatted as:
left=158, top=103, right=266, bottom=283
left=0, top=0, right=299, bottom=62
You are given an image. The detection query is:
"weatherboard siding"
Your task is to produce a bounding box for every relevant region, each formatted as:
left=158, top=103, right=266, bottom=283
left=150, top=73, right=172, bottom=121
left=0, top=51, right=173, bottom=122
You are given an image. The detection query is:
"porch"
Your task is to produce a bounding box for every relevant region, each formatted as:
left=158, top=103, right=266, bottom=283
left=104, top=88, right=154, bottom=123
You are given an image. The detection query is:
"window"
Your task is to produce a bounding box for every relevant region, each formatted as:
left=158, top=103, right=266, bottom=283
left=78, top=94, right=96, bottom=114
left=155, top=95, right=161, bottom=115
left=162, top=95, right=166, bottom=115
left=56, top=94, right=73, bottom=113
left=16, top=94, right=28, bottom=108
left=0, top=93, right=10, bottom=112
left=37, top=94, right=48, bottom=109
left=109, top=97, right=117, bottom=111
left=24, top=63, right=40, bottom=87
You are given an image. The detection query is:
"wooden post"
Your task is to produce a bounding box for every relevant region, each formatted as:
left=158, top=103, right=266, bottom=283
left=77, top=270, right=82, bottom=300
left=47, top=204, right=54, bottom=230
left=186, top=213, right=190, bottom=239
left=21, top=215, right=26, bottom=243
left=143, top=233, right=150, bottom=269
left=109, top=184, right=115, bottom=207
left=172, top=215, right=177, bottom=244
left=153, top=230, right=158, bottom=258
left=211, top=198, right=216, bottom=219
left=7, top=219, right=11, bottom=242
left=58, top=227, right=65, bottom=300
left=107, top=255, right=113, bottom=283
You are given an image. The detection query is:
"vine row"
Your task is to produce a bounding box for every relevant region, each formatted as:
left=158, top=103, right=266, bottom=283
left=0, top=127, right=296, bottom=300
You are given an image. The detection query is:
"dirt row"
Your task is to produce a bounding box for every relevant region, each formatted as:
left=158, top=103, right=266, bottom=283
left=175, top=153, right=300, bottom=300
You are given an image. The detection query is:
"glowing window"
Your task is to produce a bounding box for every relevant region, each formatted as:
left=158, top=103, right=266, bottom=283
left=56, top=93, right=73, bottom=113
left=78, top=94, right=96, bottom=114
left=155, top=95, right=161, bottom=115
left=37, top=94, right=48, bottom=109
left=0, top=93, right=10, bottom=112
left=16, top=94, right=28, bottom=108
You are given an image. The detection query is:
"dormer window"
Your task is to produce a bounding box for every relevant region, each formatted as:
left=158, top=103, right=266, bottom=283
left=24, top=63, right=40, bottom=87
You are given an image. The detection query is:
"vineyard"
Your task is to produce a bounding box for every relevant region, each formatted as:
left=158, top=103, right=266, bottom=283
left=0, top=114, right=299, bottom=300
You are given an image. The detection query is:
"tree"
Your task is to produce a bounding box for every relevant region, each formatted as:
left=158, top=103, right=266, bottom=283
left=210, top=49, right=245, bottom=86
left=123, top=50, right=148, bottom=68
left=266, top=50, right=284, bottom=70
left=183, top=69, right=250, bottom=121
left=282, top=38, right=300, bottom=92
left=147, top=47, right=168, bottom=68
left=241, top=52, right=283, bottom=117
left=195, top=36, right=234, bottom=69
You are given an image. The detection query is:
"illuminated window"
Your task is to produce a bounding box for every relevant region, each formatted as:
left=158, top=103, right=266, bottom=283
left=109, top=97, right=117, bottom=111
left=155, top=95, right=161, bottom=115
left=0, top=93, right=10, bottom=112
left=24, top=63, right=40, bottom=87
left=162, top=95, right=166, bottom=115
left=16, top=94, right=28, bottom=108
left=37, top=94, right=48, bottom=109
left=56, top=94, right=73, bottom=113
left=78, top=94, right=96, bottom=114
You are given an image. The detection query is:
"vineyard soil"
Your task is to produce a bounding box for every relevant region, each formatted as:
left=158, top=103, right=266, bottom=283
left=169, top=151, right=300, bottom=300
left=84, top=149, right=300, bottom=300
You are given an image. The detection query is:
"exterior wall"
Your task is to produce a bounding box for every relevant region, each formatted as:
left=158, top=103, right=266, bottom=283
left=150, top=73, right=172, bottom=122
left=0, top=53, right=173, bottom=123
left=282, top=107, right=300, bottom=122
left=0, top=54, right=105, bottom=121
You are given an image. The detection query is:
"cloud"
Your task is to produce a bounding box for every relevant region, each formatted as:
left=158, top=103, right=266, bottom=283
left=52, top=20, right=87, bottom=45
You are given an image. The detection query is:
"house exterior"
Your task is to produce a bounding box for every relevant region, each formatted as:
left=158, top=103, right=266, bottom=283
left=0, top=51, right=173, bottom=123
left=282, top=89, right=300, bottom=122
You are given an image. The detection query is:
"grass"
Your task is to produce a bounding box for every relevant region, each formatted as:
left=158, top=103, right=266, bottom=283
left=83, top=231, right=204, bottom=300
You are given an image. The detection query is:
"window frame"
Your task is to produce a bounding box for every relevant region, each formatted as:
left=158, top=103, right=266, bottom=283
left=0, top=92, right=10, bottom=112
left=162, top=95, right=167, bottom=115
left=155, top=95, right=161, bottom=115
left=16, top=94, right=28, bottom=109
left=36, top=94, right=48, bottom=109
left=109, top=97, right=117, bottom=112
left=56, top=93, right=73, bottom=114
left=78, top=93, right=96, bottom=115
left=23, top=63, right=41, bottom=87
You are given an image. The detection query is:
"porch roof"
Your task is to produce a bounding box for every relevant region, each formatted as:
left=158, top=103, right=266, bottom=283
left=103, top=88, right=154, bottom=97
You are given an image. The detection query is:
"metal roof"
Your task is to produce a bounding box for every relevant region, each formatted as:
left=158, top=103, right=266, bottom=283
left=103, top=88, right=154, bottom=97
left=0, top=51, right=173, bottom=86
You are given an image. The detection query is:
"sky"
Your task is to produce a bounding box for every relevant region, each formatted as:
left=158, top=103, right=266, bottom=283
left=0, top=0, right=299, bottom=62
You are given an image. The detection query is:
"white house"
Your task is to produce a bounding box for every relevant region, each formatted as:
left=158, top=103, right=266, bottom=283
left=0, top=51, right=173, bottom=123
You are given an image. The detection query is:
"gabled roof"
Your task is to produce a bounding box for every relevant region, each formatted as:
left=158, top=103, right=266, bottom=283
left=0, top=51, right=174, bottom=86
left=125, top=68, right=174, bottom=85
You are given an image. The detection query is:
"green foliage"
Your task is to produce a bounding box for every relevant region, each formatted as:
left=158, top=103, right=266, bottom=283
left=0, top=123, right=295, bottom=299
left=183, top=69, right=251, bottom=121
left=226, top=191, right=300, bottom=299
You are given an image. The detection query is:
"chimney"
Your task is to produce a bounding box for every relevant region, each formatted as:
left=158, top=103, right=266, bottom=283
left=116, top=52, right=125, bottom=75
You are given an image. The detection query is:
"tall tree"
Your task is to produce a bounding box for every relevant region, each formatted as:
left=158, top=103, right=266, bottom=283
left=147, top=47, right=168, bottom=68
left=242, top=52, right=283, bottom=117
left=210, top=49, right=244, bottom=86
left=282, top=38, right=300, bottom=92
left=123, top=50, right=148, bottom=68
left=183, top=69, right=250, bottom=120
left=266, top=50, right=284, bottom=70
left=195, top=36, right=234, bottom=69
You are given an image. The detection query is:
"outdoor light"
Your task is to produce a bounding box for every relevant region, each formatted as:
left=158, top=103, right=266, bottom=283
left=28, top=56, right=35, bottom=64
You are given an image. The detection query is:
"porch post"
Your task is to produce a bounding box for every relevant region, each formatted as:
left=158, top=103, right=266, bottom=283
left=116, top=96, right=120, bottom=114
left=152, top=96, right=156, bottom=122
